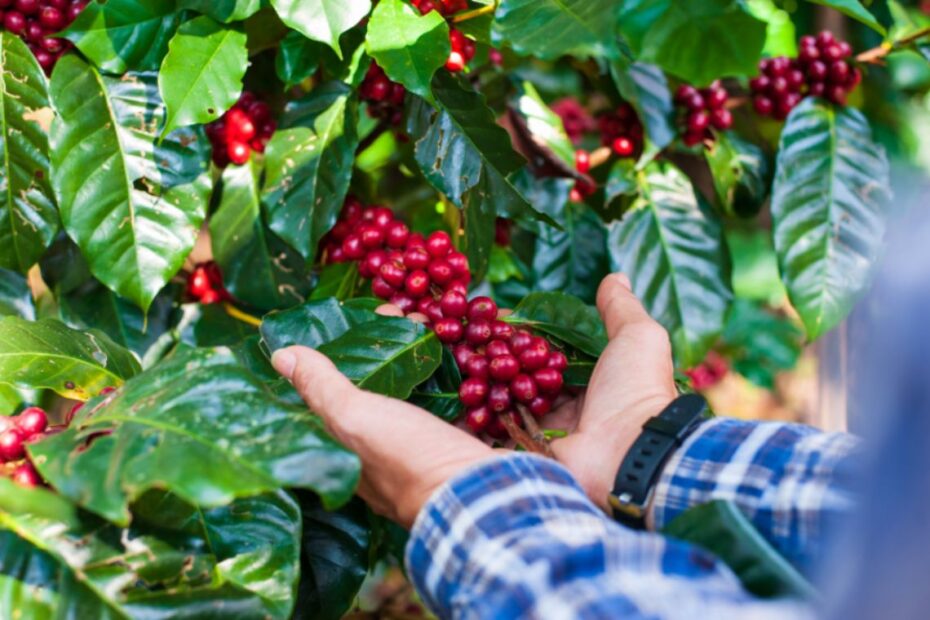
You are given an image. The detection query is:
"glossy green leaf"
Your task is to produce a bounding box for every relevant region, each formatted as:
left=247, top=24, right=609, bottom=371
left=704, top=132, right=770, bottom=218
left=0, top=317, right=140, bottom=400
left=0, top=33, right=56, bottom=274
left=310, top=262, right=360, bottom=301
left=366, top=0, right=449, bottom=103
left=270, top=0, right=371, bottom=57
left=0, top=531, right=60, bottom=619
left=211, top=161, right=311, bottom=312
left=771, top=98, right=889, bottom=340
left=318, top=316, right=443, bottom=399
left=409, top=73, right=549, bottom=280
left=261, top=297, right=379, bottom=352
left=263, top=83, right=359, bottom=264
left=532, top=204, right=609, bottom=306
left=610, top=60, right=675, bottom=159
left=30, top=347, right=359, bottom=525
left=606, top=162, right=732, bottom=368
left=276, top=32, right=324, bottom=89
left=509, top=292, right=607, bottom=357
left=293, top=493, right=370, bottom=620
left=619, top=0, right=766, bottom=84
left=513, top=81, right=575, bottom=166
left=0, top=269, right=35, bottom=320
left=49, top=57, right=211, bottom=311
left=410, top=347, right=464, bottom=422
left=746, top=0, right=797, bottom=58
left=0, top=479, right=78, bottom=526
left=663, top=500, right=817, bottom=600
left=182, top=303, right=258, bottom=348
left=62, top=0, right=182, bottom=74
left=491, top=0, right=619, bottom=60
left=158, top=16, right=248, bottom=135
left=179, top=0, right=263, bottom=23
left=721, top=299, right=803, bottom=389
left=806, top=0, right=885, bottom=34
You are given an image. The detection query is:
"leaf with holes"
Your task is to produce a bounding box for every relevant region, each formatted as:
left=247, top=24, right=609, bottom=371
left=62, top=0, right=182, bottom=74
left=29, top=347, right=360, bottom=525
left=49, top=57, right=211, bottom=311
left=607, top=162, right=733, bottom=368
left=263, top=83, right=359, bottom=265
left=771, top=98, right=889, bottom=339
left=158, top=16, right=249, bottom=135
left=0, top=317, right=140, bottom=400
left=0, top=33, right=57, bottom=274
left=270, top=0, right=371, bottom=58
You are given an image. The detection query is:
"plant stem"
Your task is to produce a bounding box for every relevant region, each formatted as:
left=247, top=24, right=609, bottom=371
left=451, top=0, right=497, bottom=23
left=223, top=303, right=262, bottom=327
left=856, top=26, right=930, bottom=64
left=516, top=405, right=555, bottom=457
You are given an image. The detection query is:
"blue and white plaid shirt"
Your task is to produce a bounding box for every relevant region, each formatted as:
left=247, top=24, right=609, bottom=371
left=405, top=417, right=860, bottom=619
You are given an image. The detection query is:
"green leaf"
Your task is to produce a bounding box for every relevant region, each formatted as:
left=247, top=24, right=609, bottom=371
left=513, top=81, right=575, bottom=166
left=270, top=0, right=371, bottom=58
left=276, top=31, right=324, bottom=89
left=704, top=132, right=771, bottom=218
left=0, top=479, right=78, bottom=526
left=0, top=317, right=140, bottom=400
left=619, top=0, right=766, bottom=84
left=491, top=0, right=620, bottom=60
left=318, top=316, right=443, bottom=399
left=721, top=299, right=803, bottom=389
left=410, top=73, right=550, bottom=281
left=61, top=0, right=182, bottom=74
left=49, top=57, right=211, bottom=311
left=30, top=347, right=360, bottom=525
left=261, top=297, right=379, bottom=352
left=211, top=161, right=310, bottom=312
left=179, top=0, right=263, bottom=23
left=158, top=16, right=249, bottom=136
left=366, top=0, right=449, bottom=103
left=606, top=162, right=733, bottom=368
left=263, top=83, right=359, bottom=264
left=509, top=292, right=607, bottom=357
left=532, top=205, right=609, bottom=305
left=610, top=60, right=676, bottom=159
left=0, top=531, right=60, bottom=617
left=663, top=500, right=817, bottom=600
left=0, top=33, right=57, bottom=274
left=745, top=0, right=797, bottom=58
left=293, top=494, right=371, bottom=620
left=410, top=347, right=463, bottom=422
left=309, top=262, right=360, bottom=301
left=771, top=98, right=889, bottom=340
left=0, top=269, right=35, bottom=320
left=806, top=0, right=885, bottom=34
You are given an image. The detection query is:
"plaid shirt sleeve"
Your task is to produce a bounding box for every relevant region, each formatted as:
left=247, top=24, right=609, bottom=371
left=405, top=418, right=858, bottom=619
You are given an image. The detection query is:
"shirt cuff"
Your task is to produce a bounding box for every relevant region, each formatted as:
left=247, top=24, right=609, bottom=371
left=404, top=453, right=602, bottom=614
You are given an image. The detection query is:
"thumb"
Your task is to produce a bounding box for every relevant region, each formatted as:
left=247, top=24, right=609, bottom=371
left=596, top=272, right=657, bottom=339
left=271, top=346, right=359, bottom=420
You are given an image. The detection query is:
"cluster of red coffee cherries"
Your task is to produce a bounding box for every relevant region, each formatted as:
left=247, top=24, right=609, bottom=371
left=598, top=102, right=644, bottom=158
left=551, top=98, right=595, bottom=145
left=0, top=406, right=49, bottom=487
left=186, top=261, right=229, bottom=305
left=205, top=92, right=276, bottom=167
left=684, top=351, right=729, bottom=391
left=360, top=63, right=407, bottom=126
left=410, top=0, right=475, bottom=72
left=750, top=31, right=861, bottom=119
left=570, top=149, right=595, bottom=203
left=322, top=199, right=568, bottom=438
left=0, top=0, right=86, bottom=72
left=675, top=81, right=733, bottom=146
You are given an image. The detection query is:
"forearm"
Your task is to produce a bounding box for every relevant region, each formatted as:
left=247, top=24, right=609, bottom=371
left=650, top=417, right=860, bottom=574
left=406, top=453, right=812, bottom=620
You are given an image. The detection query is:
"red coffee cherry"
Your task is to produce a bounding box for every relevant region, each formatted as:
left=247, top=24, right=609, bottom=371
left=404, top=270, right=430, bottom=297
left=426, top=231, right=452, bottom=258
left=533, top=368, right=564, bottom=394
left=440, top=290, right=468, bottom=318
left=464, top=354, right=489, bottom=379
left=459, top=378, right=488, bottom=407
left=485, top=339, right=512, bottom=358
left=11, top=462, right=41, bottom=487
left=434, top=318, right=465, bottom=344
left=0, top=428, right=26, bottom=462
left=489, top=354, right=520, bottom=381
left=15, top=407, right=47, bottom=439
left=510, top=374, right=538, bottom=403
left=467, top=296, right=497, bottom=321
left=528, top=396, right=552, bottom=417
left=487, top=384, right=512, bottom=413
left=465, top=319, right=493, bottom=346
left=453, top=343, right=476, bottom=370
left=547, top=351, right=568, bottom=371
left=465, top=406, right=491, bottom=433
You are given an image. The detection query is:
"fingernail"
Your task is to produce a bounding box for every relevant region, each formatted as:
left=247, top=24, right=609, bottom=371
left=616, top=273, right=631, bottom=289
left=271, top=349, right=297, bottom=380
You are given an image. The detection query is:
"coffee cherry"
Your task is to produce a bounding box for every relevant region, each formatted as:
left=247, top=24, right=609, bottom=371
left=487, top=384, right=511, bottom=412
left=405, top=270, right=430, bottom=297
left=200, top=289, right=222, bottom=304
left=489, top=354, right=520, bottom=381
left=39, top=6, right=63, bottom=29
left=446, top=251, right=469, bottom=276
left=510, top=374, right=538, bottom=403
left=465, top=406, right=491, bottom=433
left=547, top=351, right=568, bottom=371
left=419, top=299, right=444, bottom=323
left=453, top=343, right=475, bottom=370
left=710, top=108, right=732, bottom=131
left=3, top=11, right=26, bottom=33
left=363, top=250, right=388, bottom=278
left=445, top=50, right=465, bottom=72
left=16, top=407, right=47, bottom=439
left=467, top=296, right=497, bottom=321
left=490, top=320, right=514, bottom=340
left=14, top=0, right=37, bottom=15
left=533, top=368, right=564, bottom=394
left=403, top=246, right=431, bottom=270
left=10, top=462, right=40, bottom=488
left=434, top=318, right=464, bottom=344
left=459, top=378, right=488, bottom=407
left=612, top=137, right=634, bottom=157
left=428, top=259, right=454, bottom=285
left=464, top=319, right=491, bottom=345
left=440, top=290, right=468, bottom=318
left=385, top=221, right=410, bottom=248
left=509, top=330, right=533, bottom=354
left=528, top=396, right=552, bottom=417
left=371, top=276, right=395, bottom=299
left=380, top=261, right=407, bottom=287
left=464, top=354, right=489, bottom=379
left=359, top=224, right=385, bottom=249
left=575, top=149, right=590, bottom=174
left=389, top=293, right=416, bottom=314
left=0, top=428, right=25, bottom=462
left=485, top=339, right=511, bottom=358
left=342, top=234, right=365, bottom=260
left=227, top=141, right=250, bottom=165
left=426, top=231, right=452, bottom=258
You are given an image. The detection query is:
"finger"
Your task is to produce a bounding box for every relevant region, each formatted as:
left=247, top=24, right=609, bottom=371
left=375, top=304, right=404, bottom=317
left=596, top=272, right=657, bottom=339
left=406, top=312, right=429, bottom=324
left=271, top=346, right=360, bottom=418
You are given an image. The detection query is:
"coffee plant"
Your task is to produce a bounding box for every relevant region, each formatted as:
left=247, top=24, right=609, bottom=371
left=0, top=0, right=921, bottom=615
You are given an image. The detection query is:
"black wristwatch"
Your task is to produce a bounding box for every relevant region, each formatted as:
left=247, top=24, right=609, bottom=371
left=608, top=394, right=708, bottom=529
